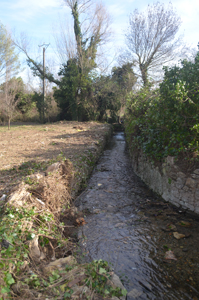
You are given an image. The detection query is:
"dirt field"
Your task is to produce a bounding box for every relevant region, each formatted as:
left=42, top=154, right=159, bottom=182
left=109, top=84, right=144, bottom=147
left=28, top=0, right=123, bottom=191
left=0, top=121, right=112, bottom=198
left=0, top=121, right=128, bottom=300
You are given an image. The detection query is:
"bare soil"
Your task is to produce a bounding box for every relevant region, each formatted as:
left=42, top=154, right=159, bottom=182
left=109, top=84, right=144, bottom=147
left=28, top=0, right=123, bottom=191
left=0, top=121, right=112, bottom=198
left=0, top=121, right=118, bottom=300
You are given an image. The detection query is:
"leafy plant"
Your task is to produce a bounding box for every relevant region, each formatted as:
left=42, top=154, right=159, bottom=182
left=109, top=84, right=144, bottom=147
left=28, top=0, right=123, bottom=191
left=125, top=45, right=199, bottom=162
left=85, top=259, right=127, bottom=298
left=0, top=205, right=66, bottom=297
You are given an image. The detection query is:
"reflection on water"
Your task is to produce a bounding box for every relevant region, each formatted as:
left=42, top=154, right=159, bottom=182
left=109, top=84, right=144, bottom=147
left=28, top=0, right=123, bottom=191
left=77, top=132, right=197, bottom=300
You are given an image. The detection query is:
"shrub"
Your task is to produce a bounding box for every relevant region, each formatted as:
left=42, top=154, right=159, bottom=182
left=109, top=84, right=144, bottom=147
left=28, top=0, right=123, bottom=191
left=125, top=46, right=199, bottom=161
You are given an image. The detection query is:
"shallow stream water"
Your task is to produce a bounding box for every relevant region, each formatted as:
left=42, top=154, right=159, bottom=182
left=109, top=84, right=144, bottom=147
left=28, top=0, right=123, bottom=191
left=76, top=132, right=199, bottom=300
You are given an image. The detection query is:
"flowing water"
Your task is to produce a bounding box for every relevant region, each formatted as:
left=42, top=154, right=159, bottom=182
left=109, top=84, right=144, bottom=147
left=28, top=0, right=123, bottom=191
left=76, top=132, right=199, bottom=300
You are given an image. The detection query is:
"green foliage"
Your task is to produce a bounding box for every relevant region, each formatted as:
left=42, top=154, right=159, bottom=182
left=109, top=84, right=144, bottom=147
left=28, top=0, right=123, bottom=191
left=14, top=77, right=35, bottom=116
left=32, top=91, right=53, bottom=123
left=72, top=2, right=82, bottom=50
left=0, top=205, right=65, bottom=297
left=32, top=92, right=44, bottom=123
left=54, top=62, right=134, bottom=122
left=16, top=93, right=35, bottom=115
left=53, top=0, right=101, bottom=122
left=0, top=76, right=36, bottom=122
left=91, top=74, right=121, bottom=122
left=125, top=47, right=199, bottom=161
left=0, top=205, right=127, bottom=299
left=24, top=176, right=35, bottom=185
left=112, top=63, right=137, bottom=105
left=27, top=58, right=59, bottom=85
left=54, top=59, right=89, bottom=121
left=25, top=1, right=136, bottom=123
left=85, top=259, right=127, bottom=298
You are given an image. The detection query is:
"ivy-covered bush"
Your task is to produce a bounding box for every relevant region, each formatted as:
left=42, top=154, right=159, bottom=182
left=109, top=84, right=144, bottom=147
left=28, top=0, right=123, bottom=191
left=125, top=46, right=199, bottom=161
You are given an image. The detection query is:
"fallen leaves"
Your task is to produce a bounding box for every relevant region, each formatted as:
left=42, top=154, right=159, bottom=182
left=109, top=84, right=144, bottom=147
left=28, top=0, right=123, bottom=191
left=178, top=221, right=192, bottom=228
left=29, top=236, right=44, bottom=262
left=164, top=250, right=177, bottom=261
left=68, top=275, right=86, bottom=288
left=173, top=232, right=186, bottom=240
left=166, top=223, right=177, bottom=231
left=75, top=217, right=86, bottom=226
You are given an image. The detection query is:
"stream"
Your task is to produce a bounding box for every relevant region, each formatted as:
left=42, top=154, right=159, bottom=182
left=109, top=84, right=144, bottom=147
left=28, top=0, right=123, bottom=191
left=76, top=132, right=199, bottom=300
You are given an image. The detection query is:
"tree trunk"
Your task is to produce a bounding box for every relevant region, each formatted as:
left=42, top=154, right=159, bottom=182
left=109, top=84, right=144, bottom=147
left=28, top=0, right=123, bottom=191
left=140, top=64, right=148, bottom=86
left=8, top=117, right=10, bottom=130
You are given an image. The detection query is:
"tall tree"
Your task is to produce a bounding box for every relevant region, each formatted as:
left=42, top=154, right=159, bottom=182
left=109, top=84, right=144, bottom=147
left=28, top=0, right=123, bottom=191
left=112, top=63, right=137, bottom=105
left=124, top=2, right=182, bottom=85
left=15, top=78, right=35, bottom=118
left=53, top=0, right=112, bottom=120
left=53, top=59, right=80, bottom=120
left=57, top=0, right=111, bottom=71
left=16, top=1, right=111, bottom=121
left=89, top=64, right=137, bottom=122
left=0, top=22, right=20, bottom=79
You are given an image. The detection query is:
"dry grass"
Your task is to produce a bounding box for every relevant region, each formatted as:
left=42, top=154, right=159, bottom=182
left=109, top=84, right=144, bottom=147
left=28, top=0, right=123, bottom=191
left=0, top=121, right=112, bottom=198
left=0, top=121, right=114, bottom=300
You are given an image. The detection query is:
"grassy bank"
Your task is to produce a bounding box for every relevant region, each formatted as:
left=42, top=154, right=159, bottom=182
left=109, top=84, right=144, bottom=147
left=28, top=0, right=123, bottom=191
left=0, top=121, right=127, bottom=299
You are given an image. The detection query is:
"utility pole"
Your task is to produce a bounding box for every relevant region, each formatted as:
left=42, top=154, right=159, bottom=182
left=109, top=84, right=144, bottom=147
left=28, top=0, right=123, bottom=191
left=38, top=43, right=50, bottom=123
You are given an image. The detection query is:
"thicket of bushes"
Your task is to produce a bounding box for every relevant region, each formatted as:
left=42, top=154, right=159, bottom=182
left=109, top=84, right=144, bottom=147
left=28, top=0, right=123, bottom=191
left=125, top=48, right=199, bottom=162
left=6, top=63, right=135, bottom=125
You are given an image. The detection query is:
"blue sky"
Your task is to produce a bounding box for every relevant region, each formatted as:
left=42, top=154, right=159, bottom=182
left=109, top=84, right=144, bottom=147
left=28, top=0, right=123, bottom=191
left=1, top=0, right=199, bottom=82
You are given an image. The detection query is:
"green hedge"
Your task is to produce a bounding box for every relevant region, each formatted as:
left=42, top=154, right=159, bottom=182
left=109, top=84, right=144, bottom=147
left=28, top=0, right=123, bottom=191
left=125, top=47, right=199, bottom=161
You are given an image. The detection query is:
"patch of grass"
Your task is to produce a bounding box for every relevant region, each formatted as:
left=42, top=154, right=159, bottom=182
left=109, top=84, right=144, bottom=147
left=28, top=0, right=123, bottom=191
left=24, top=176, right=35, bottom=185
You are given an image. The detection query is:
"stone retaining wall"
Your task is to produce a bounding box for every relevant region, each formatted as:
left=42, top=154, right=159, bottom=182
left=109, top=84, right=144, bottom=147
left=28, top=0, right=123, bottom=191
left=130, top=150, right=199, bottom=214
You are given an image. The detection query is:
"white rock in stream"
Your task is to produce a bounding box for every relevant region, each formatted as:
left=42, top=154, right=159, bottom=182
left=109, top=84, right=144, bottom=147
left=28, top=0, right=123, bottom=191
left=0, top=194, right=6, bottom=201
left=109, top=274, right=126, bottom=300
left=111, top=274, right=125, bottom=289
left=127, top=288, right=143, bottom=298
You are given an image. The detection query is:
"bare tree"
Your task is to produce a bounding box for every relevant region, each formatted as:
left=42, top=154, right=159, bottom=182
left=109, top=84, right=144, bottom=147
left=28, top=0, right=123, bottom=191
left=15, top=1, right=112, bottom=80
left=14, top=32, right=60, bottom=86
left=14, top=1, right=113, bottom=121
left=0, top=76, right=21, bottom=129
left=124, top=2, right=182, bottom=85
left=53, top=20, right=77, bottom=65
left=54, top=0, right=112, bottom=72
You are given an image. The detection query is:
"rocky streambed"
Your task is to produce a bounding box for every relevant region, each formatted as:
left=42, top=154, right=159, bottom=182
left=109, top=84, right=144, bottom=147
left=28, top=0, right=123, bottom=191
left=76, top=132, right=199, bottom=300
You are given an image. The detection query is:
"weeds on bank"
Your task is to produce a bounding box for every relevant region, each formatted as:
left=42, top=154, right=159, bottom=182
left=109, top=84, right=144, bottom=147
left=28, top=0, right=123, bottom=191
left=85, top=259, right=127, bottom=298
left=0, top=125, right=125, bottom=299
left=0, top=204, right=67, bottom=299
left=0, top=204, right=127, bottom=299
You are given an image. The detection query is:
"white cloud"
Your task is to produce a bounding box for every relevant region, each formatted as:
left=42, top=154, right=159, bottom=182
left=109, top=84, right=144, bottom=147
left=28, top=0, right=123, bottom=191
left=11, top=0, right=60, bottom=10
left=3, top=0, right=66, bottom=24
